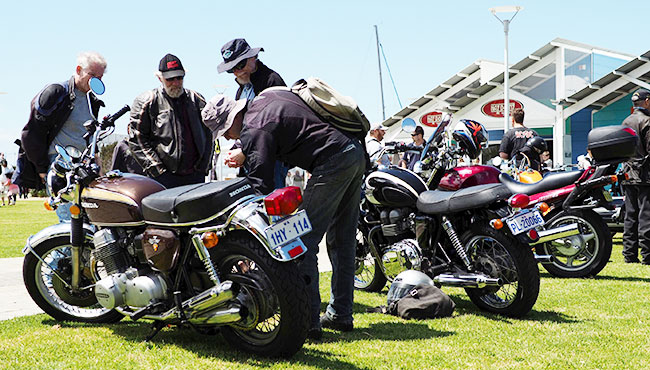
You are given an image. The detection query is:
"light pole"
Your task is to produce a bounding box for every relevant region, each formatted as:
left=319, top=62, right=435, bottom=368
left=489, top=5, right=522, bottom=135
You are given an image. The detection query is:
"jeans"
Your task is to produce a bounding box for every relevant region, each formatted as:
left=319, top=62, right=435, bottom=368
left=48, top=154, right=71, bottom=223
left=299, top=140, right=365, bottom=327
left=623, top=184, right=650, bottom=263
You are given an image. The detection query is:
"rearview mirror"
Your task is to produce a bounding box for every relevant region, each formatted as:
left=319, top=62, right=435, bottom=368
left=401, top=118, right=416, bottom=134
left=55, top=145, right=73, bottom=169
left=89, top=77, right=105, bottom=95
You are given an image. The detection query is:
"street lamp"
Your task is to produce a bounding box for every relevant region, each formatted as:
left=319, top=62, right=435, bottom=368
left=489, top=5, right=523, bottom=135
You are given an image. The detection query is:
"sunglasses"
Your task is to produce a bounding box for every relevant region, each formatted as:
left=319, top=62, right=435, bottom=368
left=227, top=58, right=248, bottom=73
left=411, top=133, right=422, bottom=137
left=165, top=76, right=184, bottom=82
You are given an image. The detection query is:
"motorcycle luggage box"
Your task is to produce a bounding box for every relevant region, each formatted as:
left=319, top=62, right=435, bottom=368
left=587, top=126, right=638, bottom=164
left=141, top=178, right=255, bottom=224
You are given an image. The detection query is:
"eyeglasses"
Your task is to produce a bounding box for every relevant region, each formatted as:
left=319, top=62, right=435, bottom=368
left=227, top=58, right=248, bottom=73
left=166, top=76, right=184, bottom=82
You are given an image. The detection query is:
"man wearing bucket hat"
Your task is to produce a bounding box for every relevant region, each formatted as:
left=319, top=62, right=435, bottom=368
left=621, top=88, right=650, bottom=264
left=202, top=90, right=365, bottom=340
left=128, top=53, right=212, bottom=188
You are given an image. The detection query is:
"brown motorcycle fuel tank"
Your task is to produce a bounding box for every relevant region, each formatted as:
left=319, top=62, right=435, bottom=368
left=81, top=174, right=165, bottom=226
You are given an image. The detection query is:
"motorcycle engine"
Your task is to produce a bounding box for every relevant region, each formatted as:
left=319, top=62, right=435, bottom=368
left=378, top=208, right=423, bottom=279
left=92, top=229, right=168, bottom=309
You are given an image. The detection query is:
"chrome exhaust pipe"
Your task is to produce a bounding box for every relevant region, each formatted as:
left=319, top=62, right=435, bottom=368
left=433, top=273, right=503, bottom=288
left=534, top=254, right=555, bottom=265
left=142, top=280, right=236, bottom=322
left=529, top=223, right=580, bottom=246
left=190, top=305, right=242, bottom=325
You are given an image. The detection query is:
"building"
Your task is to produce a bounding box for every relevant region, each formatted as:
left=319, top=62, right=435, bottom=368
left=382, top=38, right=650, bottom=165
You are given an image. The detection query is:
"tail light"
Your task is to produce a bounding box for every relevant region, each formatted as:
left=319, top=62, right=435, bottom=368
left=264, top=186, right=303, bottom=216
left=527, top=228, right=539, bottom=242
left=508, top=193, right=530, bottom=208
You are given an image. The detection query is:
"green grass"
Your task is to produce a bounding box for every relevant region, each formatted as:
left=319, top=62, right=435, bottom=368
left=2, top=206, right=650, bottom=369
left=0, top=199, right=58, bottom=258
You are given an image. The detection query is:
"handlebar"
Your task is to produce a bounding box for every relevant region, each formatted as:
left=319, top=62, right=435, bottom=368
left=101, top=105, right=130, bottom=129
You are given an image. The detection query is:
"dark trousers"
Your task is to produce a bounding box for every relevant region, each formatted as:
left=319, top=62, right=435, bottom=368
left=154, top=171, right=205, bottom=189
left=622, top=184, right=650, bottom=263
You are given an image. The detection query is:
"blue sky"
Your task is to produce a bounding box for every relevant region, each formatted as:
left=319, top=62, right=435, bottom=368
left=0, top=0, right=646, bottom=163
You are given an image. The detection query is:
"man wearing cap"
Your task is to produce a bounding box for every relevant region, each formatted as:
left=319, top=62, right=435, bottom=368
left=621, top=88, right=650, bottom=264
left=202, top=91, right=366, bottom=340
left=366, top=122, right=390, bottom=166
left=218, top=38, right=288, bottom=187
left=18, top=51, right=107, bottom=222
left=128, top=54, right=212, bottom=189
left=400, top=125, right=425, bottom=170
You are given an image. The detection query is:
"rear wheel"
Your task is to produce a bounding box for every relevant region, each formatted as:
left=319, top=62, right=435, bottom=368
left=23, top=236, right=123, bottom=323
left=354, top=227, right=387, bottom=292
left=537, top=210, right=612, bottom=278
left=210, top=233, right=309, bottom=358
left=462, top=225, right=540, bottom=318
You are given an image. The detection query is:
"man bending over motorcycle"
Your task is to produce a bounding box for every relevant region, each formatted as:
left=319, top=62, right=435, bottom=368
left=202, top=91, right=365, bottom=340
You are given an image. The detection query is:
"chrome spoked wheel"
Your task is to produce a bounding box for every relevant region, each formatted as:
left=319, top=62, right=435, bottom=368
left=466, top=236, right=519, bottom=308
left=354, top=228, right=387, bottom=292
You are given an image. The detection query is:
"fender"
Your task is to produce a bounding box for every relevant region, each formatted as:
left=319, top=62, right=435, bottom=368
left=22, top=222, right=96, bottom=257
left=225, top=201, right=307, bottom=262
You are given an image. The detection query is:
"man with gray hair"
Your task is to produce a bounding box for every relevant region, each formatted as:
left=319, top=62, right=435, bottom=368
left=18, top=51, right=107, bottom=222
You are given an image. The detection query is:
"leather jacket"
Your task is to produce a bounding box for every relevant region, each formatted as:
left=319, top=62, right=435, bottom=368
left=20, top=76, right=103, bottom=176
left=128, top=87, right=211, bottom=177
left=622, top=107, right=650, bottom=185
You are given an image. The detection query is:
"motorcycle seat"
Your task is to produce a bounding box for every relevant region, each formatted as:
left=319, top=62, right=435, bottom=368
left=499, top=170, right=584, bottom=196
left=417, top=183, right=512, bottom=215
left=141, top=178, right=256, bottom=225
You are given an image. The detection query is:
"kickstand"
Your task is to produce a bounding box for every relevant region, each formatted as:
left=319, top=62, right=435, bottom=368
left=145, top=321, right=166, bottom=342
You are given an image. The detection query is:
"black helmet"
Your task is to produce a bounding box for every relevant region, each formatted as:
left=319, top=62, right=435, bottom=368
left=386, top=270, right=434, bottom=306
left=525, top=136, right=547, bottom=155
left=451, top=119, right=488, bottom=159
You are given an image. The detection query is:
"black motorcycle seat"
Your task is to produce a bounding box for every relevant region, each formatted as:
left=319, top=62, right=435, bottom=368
left=417, top=183, right=512, bottom=215
left=141, top=178, right=256, bottom=224
left=499, top=170, right=584, bottom=195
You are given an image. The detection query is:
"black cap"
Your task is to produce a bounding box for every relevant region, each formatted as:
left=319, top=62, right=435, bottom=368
left=631, top=88, right=650, bottom=102
left=413, top=126, right=425, bottom=136
left=158, top=53, right=185, bottom=79
left=217, top=38, right=263, bottom=74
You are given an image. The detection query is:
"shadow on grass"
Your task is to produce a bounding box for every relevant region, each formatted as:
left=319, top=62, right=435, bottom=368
left=449, top=295, right=580, bottom=324
left=591, top=274, right=650, bottom=283
left=41, top=317, right=452, bottom=370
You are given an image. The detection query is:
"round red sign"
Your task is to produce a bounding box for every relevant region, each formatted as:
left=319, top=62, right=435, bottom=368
left=420, top=111, right=443, bottom=127
left=481, top=99, right=523, bottom=118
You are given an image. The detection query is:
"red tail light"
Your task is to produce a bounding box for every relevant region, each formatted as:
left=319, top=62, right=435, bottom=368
left=508, top=193, right=530, bottom=208
left=264, top=186, right=303, bottom=216
left=622, top=127, right=637, bottom=136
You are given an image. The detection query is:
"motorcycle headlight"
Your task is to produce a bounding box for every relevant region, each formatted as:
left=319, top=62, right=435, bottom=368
left=46, top=157, right=69, bottom=197
left=413, top=161, right=423, bottom=173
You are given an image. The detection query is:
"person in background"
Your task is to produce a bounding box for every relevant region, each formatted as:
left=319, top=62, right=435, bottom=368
left=541, top=150, right=552, bottom=171
left=128, top=54, right=212, bottom=188
left=218, top=38, right=288, bottom=188
left=0, top=159, right=9, bottom=206
left=19, top=51, right=107, bottom=222
left=366, top=123, right=390, bottom=166
left=399, top=125, right=425, bottom=170
left=620, top=88, right=650, bottom=264
left=499, top=108, right=538, bottom=161
left=203, top=91, right=365, bottom=340
left=111, top=137, right=145, bottom=176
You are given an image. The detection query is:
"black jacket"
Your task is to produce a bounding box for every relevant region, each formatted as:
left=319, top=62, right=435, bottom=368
left=622, top=108, right=650, bottom=185
left=128, top=87, right=211, bottom=177
left=17, top=77, right=103, bottom=187
left=235, top=60, right=285, bottom=100
left=240, top=89, right=355, bottom=194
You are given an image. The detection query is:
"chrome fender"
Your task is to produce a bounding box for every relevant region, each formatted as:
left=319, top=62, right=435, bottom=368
left=227, top=202, right=307, bottom=262
left=22, top=222, right=95, bottom=256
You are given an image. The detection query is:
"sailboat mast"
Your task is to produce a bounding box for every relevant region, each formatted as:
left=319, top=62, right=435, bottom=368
left=375, top=25, right=386, bottom=121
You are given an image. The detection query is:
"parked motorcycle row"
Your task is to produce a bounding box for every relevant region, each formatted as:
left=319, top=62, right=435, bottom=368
left=20, top=79, right=638, bottom=358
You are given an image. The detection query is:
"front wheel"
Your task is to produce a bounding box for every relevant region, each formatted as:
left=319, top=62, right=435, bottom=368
left=210, top=232, right=309, bottom=358
left=22, top=236, right=123, bottom=323
left=354, top=226, right=387, bottom=292
left=537, top=210, right=612, bottom=278
left=462, top=225, right=540, bottom=318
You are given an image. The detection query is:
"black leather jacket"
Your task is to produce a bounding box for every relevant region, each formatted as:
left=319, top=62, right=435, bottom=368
left=128, top=87, right=211, bottom=177
left=20, top=76, right=103, bottom=175
left=622, top=107, right=650, bottom=185
left=235, top=60, right=285, bottom=100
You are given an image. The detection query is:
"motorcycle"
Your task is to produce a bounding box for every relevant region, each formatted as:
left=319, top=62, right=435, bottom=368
left=21, top=78, right=311, bottom=358
left=356, top=117, right=542, bottom=317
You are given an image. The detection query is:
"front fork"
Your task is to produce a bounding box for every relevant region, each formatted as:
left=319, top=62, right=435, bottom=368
left=70, top=212, right=84, bottom=290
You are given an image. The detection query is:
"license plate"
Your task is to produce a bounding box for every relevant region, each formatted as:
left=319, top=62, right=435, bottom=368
left=506, top=209, right=545, bottom=235
left=264, top=210, right=312, bottom=249
left=603, top=189, right=613, bottom=202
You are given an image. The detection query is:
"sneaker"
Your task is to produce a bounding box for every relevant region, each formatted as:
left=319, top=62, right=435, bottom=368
left=307, top=327, right=322, bottom=341
left=319, top=314, right=353, bottom=332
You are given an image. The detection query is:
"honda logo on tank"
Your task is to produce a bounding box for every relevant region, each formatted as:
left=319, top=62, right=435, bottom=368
left=420, top=111, right=444, bottom=127
left=481, top=99, right=523, bottom=117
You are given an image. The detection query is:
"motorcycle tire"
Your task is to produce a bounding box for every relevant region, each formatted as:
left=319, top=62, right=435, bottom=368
left=537, top=209, right=612, bottom=278
left=462, top=224, right=540, bottom=318
left=354, top=227, right=387, bottom=292
left=23, top=236, right=123, bottom=323
left=210, top=232, right=309, bottom=358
